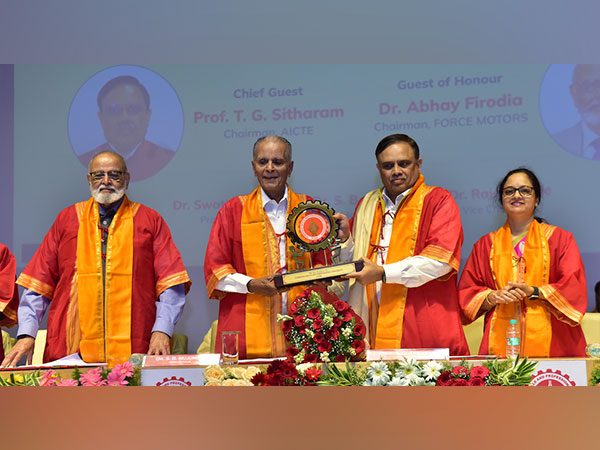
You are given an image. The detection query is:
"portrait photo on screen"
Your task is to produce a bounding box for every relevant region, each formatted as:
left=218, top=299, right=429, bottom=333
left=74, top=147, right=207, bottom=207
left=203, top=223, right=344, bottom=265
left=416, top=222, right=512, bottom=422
left=68, top=65, right=184, bottom=182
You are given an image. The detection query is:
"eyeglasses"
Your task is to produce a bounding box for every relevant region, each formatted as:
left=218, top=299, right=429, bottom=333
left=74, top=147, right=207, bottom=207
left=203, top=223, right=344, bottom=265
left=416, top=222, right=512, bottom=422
left=502, top=186, right=534, bottom=197
left=103, top=103, right=146, bottom=116
left=89, top=171, right=125, bottom=182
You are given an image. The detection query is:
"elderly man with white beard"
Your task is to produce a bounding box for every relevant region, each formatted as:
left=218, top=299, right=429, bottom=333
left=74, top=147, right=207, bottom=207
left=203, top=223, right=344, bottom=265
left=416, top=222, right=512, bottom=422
left=1, top=151, right=191, bottom=368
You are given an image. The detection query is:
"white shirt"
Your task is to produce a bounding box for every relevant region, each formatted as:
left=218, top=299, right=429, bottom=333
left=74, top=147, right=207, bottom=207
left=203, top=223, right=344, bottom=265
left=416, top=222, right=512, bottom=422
left=215, top=186, right=290, bottom=312
left=342, top=187, right=452, bottom=302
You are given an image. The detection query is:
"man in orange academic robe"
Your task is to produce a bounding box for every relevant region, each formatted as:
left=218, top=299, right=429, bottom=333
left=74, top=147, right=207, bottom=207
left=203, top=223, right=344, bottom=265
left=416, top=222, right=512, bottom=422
left=2, top=151, right=190, bottom=367
left=204, top=136, right=337, bottom=359
left=336, top=134, right=469, bottom=355
left=0, top=244, right=19, bottom=361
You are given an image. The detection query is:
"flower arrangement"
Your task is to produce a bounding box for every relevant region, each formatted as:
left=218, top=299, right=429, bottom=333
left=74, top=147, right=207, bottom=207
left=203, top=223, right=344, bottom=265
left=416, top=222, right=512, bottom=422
left=278, top=287, right=367, bottom=363
left=317, top=356, right=539, bottom=387
left=250, top=360, right=323, bottom=386
left=0, top=363, right=140, bottom=386
left=203, top=365, right=261, bottom=386
left=318, top=358, right=451, bottom=386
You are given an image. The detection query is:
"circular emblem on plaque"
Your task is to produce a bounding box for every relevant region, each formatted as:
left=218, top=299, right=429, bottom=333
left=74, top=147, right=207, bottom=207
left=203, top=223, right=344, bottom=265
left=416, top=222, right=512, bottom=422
left=287, top=200, right=339, bottom=252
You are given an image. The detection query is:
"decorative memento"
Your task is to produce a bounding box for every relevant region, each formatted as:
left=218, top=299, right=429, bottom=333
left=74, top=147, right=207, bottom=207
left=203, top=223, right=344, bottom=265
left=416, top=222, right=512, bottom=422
left=273, top=201, right=364, bottom=288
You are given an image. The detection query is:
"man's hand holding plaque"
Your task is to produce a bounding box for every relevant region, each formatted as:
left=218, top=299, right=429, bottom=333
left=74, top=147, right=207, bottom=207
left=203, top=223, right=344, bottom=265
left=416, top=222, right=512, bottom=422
left=273, top=201, right=364, bottom=288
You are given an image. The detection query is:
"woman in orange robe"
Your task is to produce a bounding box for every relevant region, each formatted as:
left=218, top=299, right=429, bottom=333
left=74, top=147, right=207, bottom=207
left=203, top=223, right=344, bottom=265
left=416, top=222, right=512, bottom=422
left=458, top=168, right=587, bottom=357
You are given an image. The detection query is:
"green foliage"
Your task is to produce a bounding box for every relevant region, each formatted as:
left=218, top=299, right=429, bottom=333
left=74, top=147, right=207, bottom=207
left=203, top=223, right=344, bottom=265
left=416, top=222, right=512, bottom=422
left=589, top=361, right=600, bottom=386
left=317, top=361, right=367, bottom=386
left=486, top=355, right=538, bottom=386
left=0, top=370, right=41, bottom=386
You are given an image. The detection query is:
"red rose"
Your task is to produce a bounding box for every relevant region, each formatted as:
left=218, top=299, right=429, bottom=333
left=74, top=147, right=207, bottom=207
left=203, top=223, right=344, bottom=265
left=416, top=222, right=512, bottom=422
left=453, top=379, right=468, bottom=386
left=304, top=353, right=318, bottom=363
left=470, top=366, right=490, bottom=379
left=341, top=310, right=353, bottom=322
left=289, top=302, right=299, bottom=315
left=281, top=320, right=292, bottom=334
left=317, top=341, right=332, bottom=353
left=452, top=366, right=469, bottom=378
left=351, top=339, right=365, bottom=354
left=353, top=323, right=366, bottom=337
left=436, top=371, right=453, bottom=386
left=467, top=376, right=485, bottom=386
left=302, top=341, right=313, bottom=351
left=286, top=346, right=299, bottom=360
left=312, top=319, right=323, bottom=331
left=313, top=333, right=325, bottom=343
left=325, top=327, right=340, bottom=340
left=293, top=316, right=305, bottom=327
left=307, top=308, right=321, bottom=319
left=334, top=354, right=346, bottom=362
left=334, top=300, right=348, bottom=312
left=333, top=317, right=342, bottom=328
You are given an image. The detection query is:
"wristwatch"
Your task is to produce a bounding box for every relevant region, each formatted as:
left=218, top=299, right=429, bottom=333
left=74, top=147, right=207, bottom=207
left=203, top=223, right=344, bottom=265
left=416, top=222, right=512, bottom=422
left=530, top=286, right=540, bottom=299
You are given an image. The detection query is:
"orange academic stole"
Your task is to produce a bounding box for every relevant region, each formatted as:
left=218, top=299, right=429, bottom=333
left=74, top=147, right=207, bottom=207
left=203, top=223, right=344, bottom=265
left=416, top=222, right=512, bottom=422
left=487, top=220, right=553, bottom=357
left=373, top=175, right=431, bottom=349
left=241, top=187, right=311, bottom=358
left=76, top=196, right=136, bottom=366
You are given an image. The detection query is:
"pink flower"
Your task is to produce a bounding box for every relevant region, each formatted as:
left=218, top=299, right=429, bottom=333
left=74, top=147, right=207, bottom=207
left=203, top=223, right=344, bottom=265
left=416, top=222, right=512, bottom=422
left=80, top=367, right=108, bottom=386
left=40, top=369, right=58, bottom=386
left=56, top=378, right=79, bottom=386
left=107, top=370, right=128, bottom=386
left=111, top=362, right=134, bottom=379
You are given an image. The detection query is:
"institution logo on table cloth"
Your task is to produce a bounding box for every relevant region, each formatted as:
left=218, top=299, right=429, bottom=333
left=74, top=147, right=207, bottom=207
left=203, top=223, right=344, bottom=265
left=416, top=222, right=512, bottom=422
left=156, top=376, right=193, bottom=387
left=530, top=369, right=575, bottom=386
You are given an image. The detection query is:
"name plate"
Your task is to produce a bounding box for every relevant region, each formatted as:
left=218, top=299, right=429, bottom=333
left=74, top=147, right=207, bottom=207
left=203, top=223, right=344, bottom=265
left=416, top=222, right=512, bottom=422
left=367, top=348, right=450, bottom=361
left=273, top=260, right=364, bottom=288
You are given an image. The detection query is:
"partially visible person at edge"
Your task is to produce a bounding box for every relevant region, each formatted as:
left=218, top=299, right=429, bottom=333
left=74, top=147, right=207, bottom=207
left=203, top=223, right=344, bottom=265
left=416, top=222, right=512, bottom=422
left=0, top=244, right=19, bottom=361
left=77, top=75, right=176, bottom=182
left=458, top=168, right=587, bottom=357
left=593, top=281, right=600, bottom=313
left=1, top=151, right=191, bottom=368
left=204, top=135, right=342, bottom=360
left=334, top=134, right=469, bottom=355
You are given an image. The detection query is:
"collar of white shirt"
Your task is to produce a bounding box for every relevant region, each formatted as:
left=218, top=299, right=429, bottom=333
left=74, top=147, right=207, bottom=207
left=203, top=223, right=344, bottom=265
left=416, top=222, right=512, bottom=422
left=382, top=186, right=412, bottom=212
left=261, top=185, right=289, bottom=213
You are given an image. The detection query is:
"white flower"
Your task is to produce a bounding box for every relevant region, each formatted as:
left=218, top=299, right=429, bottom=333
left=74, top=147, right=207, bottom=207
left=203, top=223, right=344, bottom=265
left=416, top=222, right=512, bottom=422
left=296, top=362, right=316, bottom=374
left=367, top=361, right=391, bottom=386
left=387, top=376, right=410, bottom=386
left=322, top=316, right=333, bottom=327
left=342, top=328, right=352, bottom=337
left=320, top=352, right=330, bottom=362
left=422, top=360, right=443, bottom=381
left=306, top=329, right=315, bottom=339
left=396, top=358, right=420, bottom=377
left=294, top=352, right=306, bottom=364
left=408, top=375, right=426, bottom=386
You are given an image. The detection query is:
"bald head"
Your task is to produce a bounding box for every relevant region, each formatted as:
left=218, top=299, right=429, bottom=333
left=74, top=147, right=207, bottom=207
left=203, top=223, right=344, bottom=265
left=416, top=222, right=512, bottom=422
left=252, top=135, right=292, bottom=162
left=88, top=151, right=128, bottom=173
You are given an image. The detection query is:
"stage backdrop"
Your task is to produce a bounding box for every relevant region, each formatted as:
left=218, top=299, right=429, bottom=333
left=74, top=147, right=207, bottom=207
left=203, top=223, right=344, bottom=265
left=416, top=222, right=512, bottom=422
left=2, top=64, right=599, bottom=352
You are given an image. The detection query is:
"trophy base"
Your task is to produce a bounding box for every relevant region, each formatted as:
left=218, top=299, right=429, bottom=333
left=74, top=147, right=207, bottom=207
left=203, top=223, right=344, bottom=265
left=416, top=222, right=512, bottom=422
left=273, top=260, right=364, bottom=288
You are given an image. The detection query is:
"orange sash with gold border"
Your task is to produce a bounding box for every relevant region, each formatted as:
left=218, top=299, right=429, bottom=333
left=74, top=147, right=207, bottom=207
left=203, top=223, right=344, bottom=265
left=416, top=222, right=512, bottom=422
left=241, top=187, right=312, bottom=358
left=371, top=175, right=431, bottom=349
left=488, top=220, right=552, bottom=357
left=76, top=196, right=136, bottom=366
